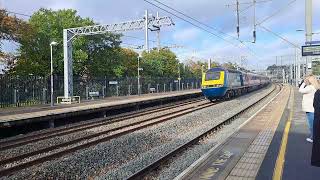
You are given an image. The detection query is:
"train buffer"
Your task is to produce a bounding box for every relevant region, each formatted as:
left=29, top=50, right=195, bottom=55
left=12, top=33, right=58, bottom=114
left=176, top=86, right=320, bottom=180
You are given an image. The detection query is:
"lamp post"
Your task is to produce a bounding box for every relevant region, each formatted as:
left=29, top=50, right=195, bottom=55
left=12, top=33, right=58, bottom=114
left=296, top=29, right=310, bottom=77
left=50, top=41, right=58, bottom=107
left=178, top=66, right=181, bottom=91
left=137, top=54, right=143, bottom=95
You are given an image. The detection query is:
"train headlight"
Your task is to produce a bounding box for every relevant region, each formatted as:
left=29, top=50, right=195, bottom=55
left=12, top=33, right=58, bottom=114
left=202, top=84, right=223, bottom=88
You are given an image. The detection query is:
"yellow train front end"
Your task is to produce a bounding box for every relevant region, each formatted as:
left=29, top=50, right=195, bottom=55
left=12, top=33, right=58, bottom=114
left=201, top=67, right=228, bottom=101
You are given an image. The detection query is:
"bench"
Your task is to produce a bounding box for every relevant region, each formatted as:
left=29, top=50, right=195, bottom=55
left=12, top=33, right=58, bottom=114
left=149, top=88, right=156, bottom=93
left=57, top=96, right=81, bottom=104
left=89, top=91, right=99, bottom=100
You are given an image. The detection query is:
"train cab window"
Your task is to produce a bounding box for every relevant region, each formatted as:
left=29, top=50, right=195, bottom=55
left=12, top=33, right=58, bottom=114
left=205, top=71, right=220, bottom=81
left=237, top=74, right=241, bottom=82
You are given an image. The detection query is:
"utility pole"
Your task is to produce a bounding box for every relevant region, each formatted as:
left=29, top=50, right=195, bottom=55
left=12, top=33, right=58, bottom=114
left=289, top=63, right=292, bottom=85
left=50, top=42, right=58, bottom=107
left=297, top=56, right=301, bottom=82
left=236, top=0, right=240, bottom=39
left=280, top=56, right=283, bottom=82
left=226, top=0, right=270, bottom=42
left=305, top=0, right=313, bottom=42
left=178, top=64, right=181, bottom=91
left=156, top=12, right=161, bottom=52
left=295, top=48, right=298, bottom=86
left=305, top=0, right=313, bottom=75
left=275, top=56, right=278, bottom=81
left=145, top=10, right=149, bottom=53
left=137, top=56, right=140, bottom=95
left=253, top=0, right=257, bottom=43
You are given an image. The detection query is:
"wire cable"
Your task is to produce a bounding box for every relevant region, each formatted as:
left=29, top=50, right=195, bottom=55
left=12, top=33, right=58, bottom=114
left=253, top=0, right=300, bottom=49
left=149, top=0, right=260, bottom=58
left=6, top=11, right=31, bottom=17
left=239, top=4, right=254, bottom=13
left=152, top=0, right=238, bottom=40
left=256, top=0, right=297, bottom=26
left=259, top=25, right=300, bottom=49
left=144, top=0, right=237, bottom=46
left=122, top=34, right=190, bottom=51
left=144, top=0, right=258, bottom=57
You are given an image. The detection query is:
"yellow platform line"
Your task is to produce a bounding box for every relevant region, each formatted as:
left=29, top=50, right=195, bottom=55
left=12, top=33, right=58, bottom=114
left=273, top=87, right=294, bottom=180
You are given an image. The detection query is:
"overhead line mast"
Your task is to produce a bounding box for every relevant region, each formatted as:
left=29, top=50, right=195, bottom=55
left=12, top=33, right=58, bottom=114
left=63, top=11, right=174, bottom=99
left=226, top=0, right=272, bottom=43
left=237, top=0, right=240, bottom=39
left=253, top=0, right=256, bottom=43
left=145, top=0, right=259, bottom=58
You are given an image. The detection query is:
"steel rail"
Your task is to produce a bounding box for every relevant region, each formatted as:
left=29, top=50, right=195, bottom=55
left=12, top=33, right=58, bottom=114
left=0, top=101, right=214, bottom=177
left=0, top=98, right=204, bottom=150
left=126, top=84, right=280, bottom=180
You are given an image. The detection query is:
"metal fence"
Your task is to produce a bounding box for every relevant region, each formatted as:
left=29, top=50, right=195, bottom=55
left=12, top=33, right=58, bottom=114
left=0, top=75, right=201, bottom=108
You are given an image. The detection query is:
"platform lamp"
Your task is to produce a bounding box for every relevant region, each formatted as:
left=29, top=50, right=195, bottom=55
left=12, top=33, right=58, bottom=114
left=50, top=41, right=58, bottom=107
left=137, top=53, right=143, bottom=95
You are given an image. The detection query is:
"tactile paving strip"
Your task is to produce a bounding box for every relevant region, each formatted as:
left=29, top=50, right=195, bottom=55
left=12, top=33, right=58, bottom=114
left=226, top=86, right=292, bottom=180
left=178, top=86, right=291, bottom=180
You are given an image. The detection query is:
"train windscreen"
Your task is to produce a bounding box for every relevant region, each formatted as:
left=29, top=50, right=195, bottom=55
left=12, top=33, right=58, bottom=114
left=205, top=71, right=220, bottom=81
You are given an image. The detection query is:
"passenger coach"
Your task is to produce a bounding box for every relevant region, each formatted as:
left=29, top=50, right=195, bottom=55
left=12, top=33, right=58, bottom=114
left=201, top=67, right=269, bottom=101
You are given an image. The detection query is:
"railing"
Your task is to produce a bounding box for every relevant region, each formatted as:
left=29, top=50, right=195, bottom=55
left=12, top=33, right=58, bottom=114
left=0, top=75, right=201, bottom=108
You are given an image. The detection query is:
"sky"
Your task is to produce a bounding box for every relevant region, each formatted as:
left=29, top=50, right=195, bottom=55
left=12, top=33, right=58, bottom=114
left=1, top=0, right=320, bottom=70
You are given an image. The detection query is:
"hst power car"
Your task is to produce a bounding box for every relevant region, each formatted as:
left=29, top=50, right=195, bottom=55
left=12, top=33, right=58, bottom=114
left=201, top=67, right=270, bottom=101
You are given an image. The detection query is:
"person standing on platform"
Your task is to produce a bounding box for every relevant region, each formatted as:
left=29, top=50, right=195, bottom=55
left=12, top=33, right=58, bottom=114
left=312, top=78, right=320, bottom=167
left=299, top=75, right=317, bottom=143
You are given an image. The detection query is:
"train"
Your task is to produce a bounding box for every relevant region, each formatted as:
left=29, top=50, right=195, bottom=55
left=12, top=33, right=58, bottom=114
left=201, top=67, right=270, bottom=101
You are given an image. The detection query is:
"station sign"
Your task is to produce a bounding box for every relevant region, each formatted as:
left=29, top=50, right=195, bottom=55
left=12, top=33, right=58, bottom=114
left=305, top=41, right=320, bottom=45
left=302, top=45, right=320, bottom=56
left=109, top=81, right=118, bottom=85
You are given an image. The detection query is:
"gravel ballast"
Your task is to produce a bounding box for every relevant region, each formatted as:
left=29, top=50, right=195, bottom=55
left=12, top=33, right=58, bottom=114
left=2, top=85, right=275, bottom=180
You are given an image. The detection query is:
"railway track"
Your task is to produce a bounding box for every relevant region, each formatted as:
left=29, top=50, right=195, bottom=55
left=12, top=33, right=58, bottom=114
left=0, top=98, right=215, bottom=177
left=0, top=97, right=205, bottom=151
left=127, top=84, right=281, bottom=180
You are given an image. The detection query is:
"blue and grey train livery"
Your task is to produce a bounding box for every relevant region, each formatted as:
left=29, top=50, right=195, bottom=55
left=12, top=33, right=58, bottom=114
left=201, top=67, right=270, bottom=101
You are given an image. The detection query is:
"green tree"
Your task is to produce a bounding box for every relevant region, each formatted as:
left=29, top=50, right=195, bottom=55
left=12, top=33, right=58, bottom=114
left=141, top=49, right=179, bottom=78
left=179, top=63, right=193, bottom=78
left=0, top=9, right=28, bottom=53
left=119, top=48, right=139, bottom=77
left=185, top=59, right=218, bottom=78
left=84, top=34, right=122, bottom=77
left=222, top=62, right=237, bottom=70
left=12, top=8, right=121, bottom=77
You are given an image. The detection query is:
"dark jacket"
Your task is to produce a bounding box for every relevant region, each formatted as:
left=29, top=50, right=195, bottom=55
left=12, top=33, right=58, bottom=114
left=312, top=89, right=320, bottom=166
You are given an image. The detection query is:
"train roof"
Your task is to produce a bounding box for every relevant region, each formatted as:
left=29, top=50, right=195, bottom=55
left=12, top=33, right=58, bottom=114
left=206, top=67, right=268, bottom=78
left=206, top=67, right=241, bottom=73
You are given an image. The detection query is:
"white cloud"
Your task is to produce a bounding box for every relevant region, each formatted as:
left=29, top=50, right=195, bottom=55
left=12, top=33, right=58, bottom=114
left=173, top=28, right=200, bottom=42
left=1, top=0, right=320, bottom=70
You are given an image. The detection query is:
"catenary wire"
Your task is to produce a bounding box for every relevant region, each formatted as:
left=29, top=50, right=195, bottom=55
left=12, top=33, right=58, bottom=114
left=152, top=0, right=238, bottom=40
left=144, top=0, right=258, bottom=57
left=259, top=25, right=300, bottom=49
left=256, top=0, right=297, bottom=26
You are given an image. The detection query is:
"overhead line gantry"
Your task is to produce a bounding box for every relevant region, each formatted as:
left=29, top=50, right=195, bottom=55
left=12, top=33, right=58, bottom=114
left=62, top=11, right=174, bottom=100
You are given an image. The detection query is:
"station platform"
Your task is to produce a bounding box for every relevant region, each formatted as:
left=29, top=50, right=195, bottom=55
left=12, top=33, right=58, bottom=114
left=0, top=89, right=201, bottom=128
left=177, top=85, right=320, bottom=180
